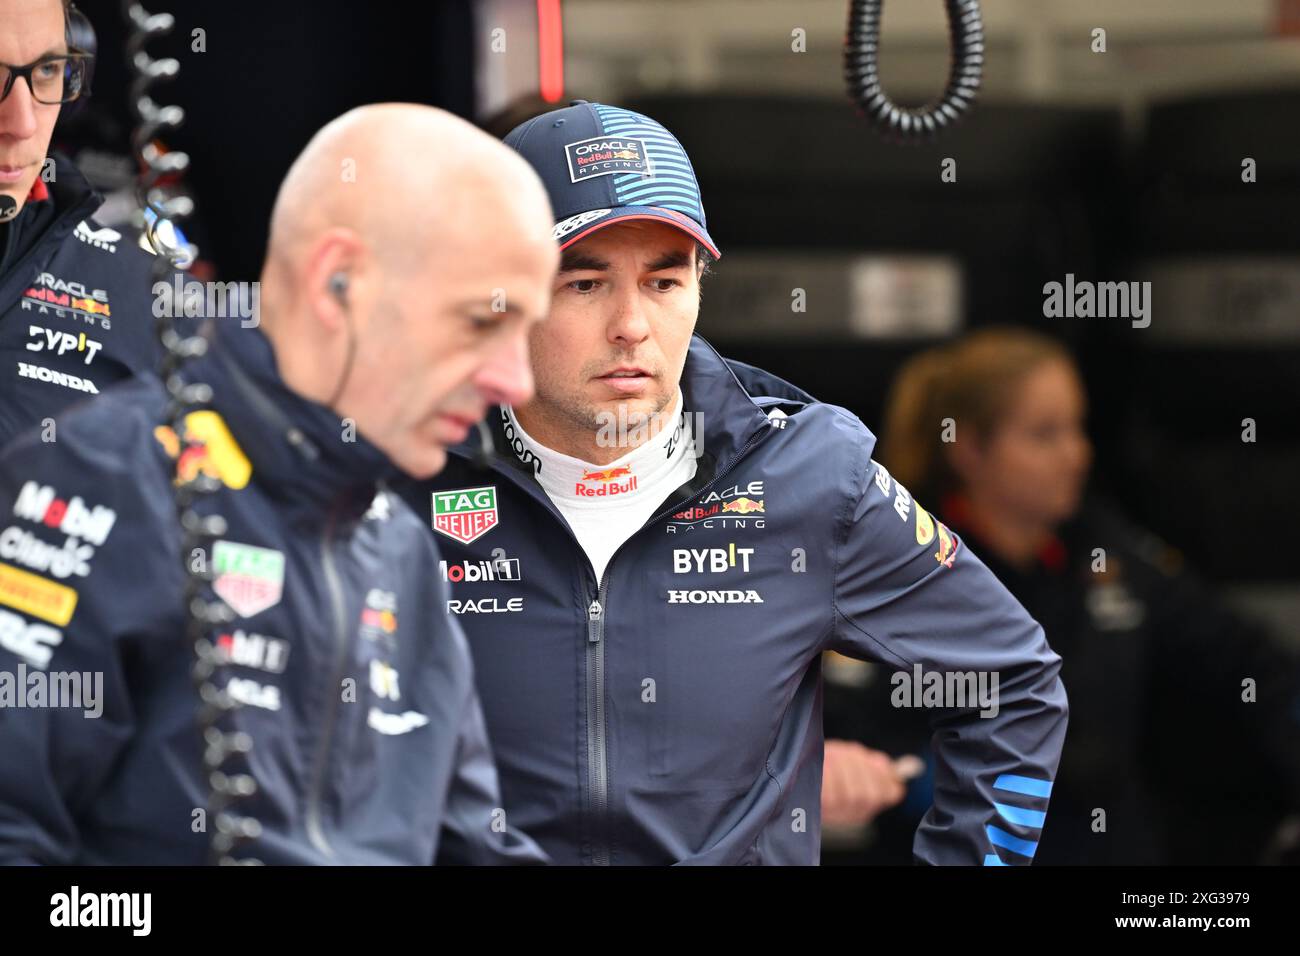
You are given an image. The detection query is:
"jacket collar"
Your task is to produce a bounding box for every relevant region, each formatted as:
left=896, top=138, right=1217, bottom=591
left=34, top=149, right=100, bottom=248
left=0, top=151, right=99, bottom=292
left=45, top=150, right=99, bottom=212
left=188, top=320, right=399, bottom=519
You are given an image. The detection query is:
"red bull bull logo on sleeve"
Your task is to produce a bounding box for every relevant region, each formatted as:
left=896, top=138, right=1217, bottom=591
left=934, top=523, right=960, bottom=568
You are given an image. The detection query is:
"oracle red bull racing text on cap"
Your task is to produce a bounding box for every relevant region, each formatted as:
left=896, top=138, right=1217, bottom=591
left=504, top=100, right=721, bottom=259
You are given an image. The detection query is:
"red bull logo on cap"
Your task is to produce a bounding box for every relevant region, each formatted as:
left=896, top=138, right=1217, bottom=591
left=565, top=135, right=652, bottom=183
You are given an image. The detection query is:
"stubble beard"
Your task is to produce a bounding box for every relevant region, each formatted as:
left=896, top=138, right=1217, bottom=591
left=560, top=387, right=671, bottom=439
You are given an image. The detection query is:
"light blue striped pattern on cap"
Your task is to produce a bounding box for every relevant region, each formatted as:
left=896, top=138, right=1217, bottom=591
left=594, top=103, right=705, bottom=223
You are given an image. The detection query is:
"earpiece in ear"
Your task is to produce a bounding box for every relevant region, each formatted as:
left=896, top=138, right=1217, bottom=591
left=329, top=272, right=349, bottom=304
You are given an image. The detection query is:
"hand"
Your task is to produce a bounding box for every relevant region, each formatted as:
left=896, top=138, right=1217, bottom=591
left=821, top=740, right=919, bottom=828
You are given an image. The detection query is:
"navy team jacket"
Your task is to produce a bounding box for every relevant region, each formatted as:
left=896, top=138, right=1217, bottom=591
left=396, top=334, right=1070, bottom=865
left=0, top=321, right=543, bottom=865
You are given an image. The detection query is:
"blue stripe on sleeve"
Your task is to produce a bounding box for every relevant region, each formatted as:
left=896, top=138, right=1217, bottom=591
left=987, top=824, right=1038, bottom=858
left=993, top=774, right=1053, bottom=798
left=994, top=802, right=1047, bottom=829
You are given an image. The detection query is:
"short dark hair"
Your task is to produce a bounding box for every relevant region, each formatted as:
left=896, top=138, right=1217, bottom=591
left=695, top=242, right=715, bottom=282
left=695, top=242, right=715, bottom=303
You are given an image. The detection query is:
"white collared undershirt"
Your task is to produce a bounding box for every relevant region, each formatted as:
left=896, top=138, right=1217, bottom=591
left=503, top=392, right=697, bottom=581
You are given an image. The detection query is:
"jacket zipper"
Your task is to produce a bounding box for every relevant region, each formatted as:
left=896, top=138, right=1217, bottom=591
left=586, top=576, right=610, bottom=865
left=578, top=428, right=766, bottom=866
left=305, top=502, right=351, bottom=858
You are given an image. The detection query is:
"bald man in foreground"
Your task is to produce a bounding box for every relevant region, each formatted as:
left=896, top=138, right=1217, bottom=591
left=0, top=105, right=558, bottom=864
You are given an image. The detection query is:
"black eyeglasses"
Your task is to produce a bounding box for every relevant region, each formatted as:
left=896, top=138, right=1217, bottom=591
left=0, top=53, right=93, bottom=106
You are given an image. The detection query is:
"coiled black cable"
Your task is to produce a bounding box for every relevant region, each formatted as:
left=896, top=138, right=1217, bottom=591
left=122, top=1, right=262, bottom=865
left=845, top=0, right=985, bottom=143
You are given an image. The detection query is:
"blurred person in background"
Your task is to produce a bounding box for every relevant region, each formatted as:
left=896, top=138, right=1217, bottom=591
left=823, top=326, right=1300, bottom=864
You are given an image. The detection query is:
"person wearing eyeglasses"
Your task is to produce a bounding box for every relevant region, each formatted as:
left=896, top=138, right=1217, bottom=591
left=0, top=0, right=162, bottom=450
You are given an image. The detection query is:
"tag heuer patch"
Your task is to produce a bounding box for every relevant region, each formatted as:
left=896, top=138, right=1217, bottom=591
left=432, top=486, right=498, bottom=545
left=213, top=541, right=285, bottom=618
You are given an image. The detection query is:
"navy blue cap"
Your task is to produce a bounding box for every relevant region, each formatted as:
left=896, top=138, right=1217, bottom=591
left=503, top=100, right=720, bottom=258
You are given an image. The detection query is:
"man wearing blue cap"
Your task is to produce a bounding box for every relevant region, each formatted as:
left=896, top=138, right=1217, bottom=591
left=396, top=101, right=1068, bottom=865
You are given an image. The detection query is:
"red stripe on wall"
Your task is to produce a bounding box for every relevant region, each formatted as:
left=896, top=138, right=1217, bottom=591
left=538, top=0, right=565, bottom=102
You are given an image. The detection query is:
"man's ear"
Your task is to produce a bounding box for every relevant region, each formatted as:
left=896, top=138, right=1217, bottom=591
left=305, top=228, right=364, bottom=332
